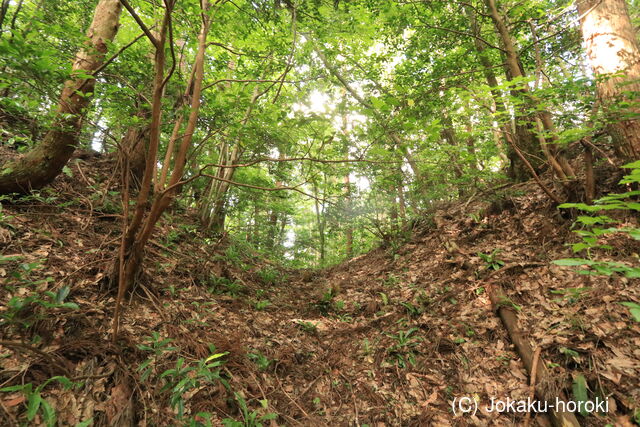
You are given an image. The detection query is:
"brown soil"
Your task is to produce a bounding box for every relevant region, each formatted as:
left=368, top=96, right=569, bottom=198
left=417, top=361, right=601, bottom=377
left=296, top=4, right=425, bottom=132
left=0, top=157, right=638, bottom=426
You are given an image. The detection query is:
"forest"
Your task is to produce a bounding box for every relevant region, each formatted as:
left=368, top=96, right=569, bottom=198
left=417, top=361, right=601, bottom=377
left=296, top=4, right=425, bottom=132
left=0, top=0, right=639, bottom=425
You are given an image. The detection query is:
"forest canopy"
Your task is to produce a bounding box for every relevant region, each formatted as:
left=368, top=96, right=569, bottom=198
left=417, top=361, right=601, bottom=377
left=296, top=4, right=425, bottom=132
left=1, top=0, right=639, bottom=268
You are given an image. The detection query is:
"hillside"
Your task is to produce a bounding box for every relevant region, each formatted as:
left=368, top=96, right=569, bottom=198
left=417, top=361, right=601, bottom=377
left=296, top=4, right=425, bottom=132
left=1, top=157, right=638, bottom=426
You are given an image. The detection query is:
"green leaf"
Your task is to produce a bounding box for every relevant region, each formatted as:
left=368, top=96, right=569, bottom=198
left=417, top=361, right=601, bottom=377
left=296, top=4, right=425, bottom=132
left=205, top=352, right=229, bottom=363
left=0, top=384, right=28, bottom=392
left=572, top=374, right=589, bottom=417
left=40, top=399, right=57, bottom=427
left=56, top=286, right=71, bottom=303
left=621, top=160, right=640, bottom=169
left=620, top=302, right=640, bottom=322
left=75, top=418, right=93, bottom=427
left=553, top=258, right=593, bottom=267
left=27, top=392, right=42, bottom=420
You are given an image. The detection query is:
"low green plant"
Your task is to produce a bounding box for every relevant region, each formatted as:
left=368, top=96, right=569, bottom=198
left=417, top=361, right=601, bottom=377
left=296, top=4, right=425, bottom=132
left=222, top=393, right=277, bottom=427
left=379, top=292, right=389, bottom=306
left=382, top=273, right=400, bottom=287
left=137, top=332, right=179, bottom=381
left=386, top=327, right=422, bottom=368
left=620, top=302, right=640, bottom=322
left=256, top=267, right=280, bottom=286
left=295, top=320, right=318, bottom=333
left=208, top=275, right=245, bottom=297
left=478, top=249, right=505, bottom=270
left=160, top=347, right=229, bottom=418
left=0, top=376, right=77, bottom=427
left=254, top=300, right=270, bottom=310
left=550, top=287, right=591, bottom=304
left=400, top=301, right=423, bottom=317
left=248, top=351, right=272, bottom=371
left=495, top=295, right=521, bottom=311
left=554, top=161, right=640, bottom=321
left=361, top=338, right=373, bottom=356
left=1, top=258, right=78, bottom=330
left=311, top=288, right=335, bottom=316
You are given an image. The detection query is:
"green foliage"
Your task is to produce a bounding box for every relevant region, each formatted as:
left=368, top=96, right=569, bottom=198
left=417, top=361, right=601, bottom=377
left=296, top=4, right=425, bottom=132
left=620, top=302, right=640, bottom=322
left=254, top=300, right=271, bottom=310
left=550, top=287, right=591, bottom=304
left=478, top=249, right=505, bottom=271
left=495, top=296, right=522, bottom=312
left=159, top=348, right=229, bottom=418
left=137, top=332, right=179, bottom=382
left=0, top=376, right=77, bottom=427
left=386, top=328, right=422, bottom=368
left=382, top=273, right=400, bottom=287
left=571, top=374, right=590, bottom=417
left=256, top=267, right=281, bottom=286
left=222, top=393, right=277, bottom=427
left=554, top=162, right=640, bottom=279
left=1, top=258, right=78, bottom=330
left=295, top=320, right=318, bottom=334
left=207, top=276, right=245, bottom=297
left=248, top=351, right=272, bottom=372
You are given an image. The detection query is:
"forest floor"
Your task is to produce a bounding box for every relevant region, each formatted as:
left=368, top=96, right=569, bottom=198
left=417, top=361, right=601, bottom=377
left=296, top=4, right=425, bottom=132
left=1, top=156, right=639, bottom=426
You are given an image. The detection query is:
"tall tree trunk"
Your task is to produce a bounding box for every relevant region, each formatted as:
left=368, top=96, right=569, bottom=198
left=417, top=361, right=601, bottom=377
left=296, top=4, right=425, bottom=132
left=267, top=151, right=285, bottom=250
left=440, top=113, right=465, bottom=195
left=205, top=86, right=261, bottom=233
left=577, top=0, right=640, bottom=159
left=313, top=181, right=326, bottom=266
left=0, top=0, right=122, bottom=194
left=0, top=0, right=11, bottom=32
left=467, top=7, right=513, bottom=172
left=119, top=105, right=151, bottom=186
left=484, top=0, right=574, bottom=183
left=396, top=170, right=407, bottom=226
left=114, top=0, right=210, bottom=294
left=483, top=0, right=541, bottom=180
left=314, top=45, right=429, bottom=198
left=344, top=173, right=353, bottom=259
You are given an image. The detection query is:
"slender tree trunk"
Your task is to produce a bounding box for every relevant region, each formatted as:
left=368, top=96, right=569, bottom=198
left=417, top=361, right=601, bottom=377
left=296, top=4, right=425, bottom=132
left=314, top=45, right=428, bottom=198
left=467, top=6, right=517, bottom=176
left=440, top=113, right=465, bottom=195
left=577, top=0, right=640, bottom=159
left=113, top=0, right=211, bottom=297
left=313, top=181, right=326, bottom=266
left=397, top=170, right=407, bottom=226
left=344, top=173, right=353, bottom=259
left=483, top=0, right=541, bottom=180
left=484, top=0, right=574, bottom=183
left=0, top=0, right=11, bottom=32
left=0, top=0, right=122, bottom=194
left=206, top=86, right=261, bottom=233
left=267, top=151, right=285, bottom=249
left=119, top=105, right=151, bottom=186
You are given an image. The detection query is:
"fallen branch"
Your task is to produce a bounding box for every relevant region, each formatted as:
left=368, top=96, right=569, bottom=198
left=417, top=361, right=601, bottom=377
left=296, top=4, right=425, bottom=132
left=486, top=283, right=580, bottom=427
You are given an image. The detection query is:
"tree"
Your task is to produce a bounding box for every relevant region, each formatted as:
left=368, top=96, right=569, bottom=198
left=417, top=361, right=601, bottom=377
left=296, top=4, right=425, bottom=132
left=0, top=0, right=122, bottom=193
left=577, top=0, right=640, bottom=159
left=484, top=0, right=575, bottom=184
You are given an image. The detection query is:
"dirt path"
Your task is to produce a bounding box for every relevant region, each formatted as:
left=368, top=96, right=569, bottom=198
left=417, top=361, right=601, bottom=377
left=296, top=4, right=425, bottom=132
left=1, top=169, right=638, bottom=426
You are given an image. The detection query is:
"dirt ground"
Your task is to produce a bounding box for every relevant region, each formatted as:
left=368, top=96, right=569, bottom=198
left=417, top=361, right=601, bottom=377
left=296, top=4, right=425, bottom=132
left=1, top=157, right=639, bottom=426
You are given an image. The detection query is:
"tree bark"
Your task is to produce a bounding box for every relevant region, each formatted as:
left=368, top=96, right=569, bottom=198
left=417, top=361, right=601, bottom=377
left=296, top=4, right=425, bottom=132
left=204, top=86, right=261, bottom=233
left=484, top=0, right=574, bottom=183
left=344, top=173, right=353, bottom=259
left=119, top=106, right=151, bottom=186
left=0, top=0, right=122, bottom=194
left=577, top=0, right=640, bottom=159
